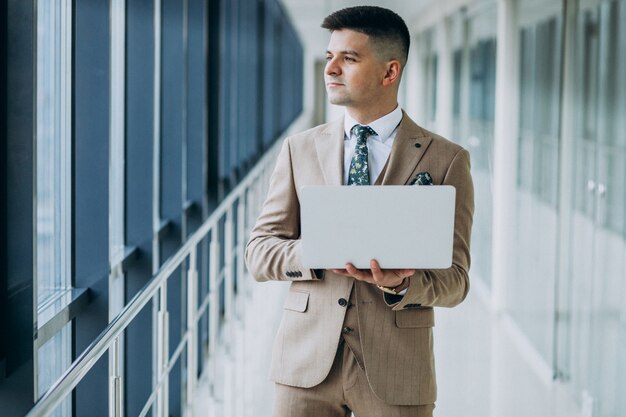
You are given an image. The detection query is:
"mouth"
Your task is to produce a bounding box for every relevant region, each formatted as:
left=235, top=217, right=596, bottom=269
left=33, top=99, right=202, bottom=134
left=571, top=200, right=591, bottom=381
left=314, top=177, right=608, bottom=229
left=326, top=82, right=344, bottom=88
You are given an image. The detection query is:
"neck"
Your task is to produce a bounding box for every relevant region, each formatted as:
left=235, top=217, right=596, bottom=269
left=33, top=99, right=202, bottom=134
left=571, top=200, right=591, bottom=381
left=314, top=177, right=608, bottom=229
left=346, top=100, right=398, bottom=125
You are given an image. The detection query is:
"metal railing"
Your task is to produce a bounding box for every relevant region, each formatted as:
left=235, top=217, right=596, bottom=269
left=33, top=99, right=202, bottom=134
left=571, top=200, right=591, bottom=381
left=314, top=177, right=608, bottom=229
left=24, top=118, right=301, bottom=417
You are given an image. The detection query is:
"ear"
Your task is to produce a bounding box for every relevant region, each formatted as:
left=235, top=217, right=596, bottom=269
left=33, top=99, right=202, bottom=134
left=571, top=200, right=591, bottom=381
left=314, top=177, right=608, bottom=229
left=382, top=60, right=401, bottom=86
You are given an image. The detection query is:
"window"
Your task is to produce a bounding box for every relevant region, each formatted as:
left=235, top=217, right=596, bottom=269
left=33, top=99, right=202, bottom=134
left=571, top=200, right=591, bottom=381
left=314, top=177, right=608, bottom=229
left=450, top=5, right=497, bottom=289
left=34, top=0, right=72, bottom=413
left=517, top=18, right=561, bottom=207
left=510, top=12, right=563, bottom=366
left=560, top=2, right=626, bottom=416
left=35, top=0, right=72, bottom=312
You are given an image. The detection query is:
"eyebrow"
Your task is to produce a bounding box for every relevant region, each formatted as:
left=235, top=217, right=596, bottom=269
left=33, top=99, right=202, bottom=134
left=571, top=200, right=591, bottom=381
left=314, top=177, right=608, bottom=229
left=326, top=50, right=361, bottom=57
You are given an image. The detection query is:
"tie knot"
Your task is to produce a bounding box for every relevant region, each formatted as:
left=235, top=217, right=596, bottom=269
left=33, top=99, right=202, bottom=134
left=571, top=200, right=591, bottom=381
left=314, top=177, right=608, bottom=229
left=352, top=125, right=376, bottom=142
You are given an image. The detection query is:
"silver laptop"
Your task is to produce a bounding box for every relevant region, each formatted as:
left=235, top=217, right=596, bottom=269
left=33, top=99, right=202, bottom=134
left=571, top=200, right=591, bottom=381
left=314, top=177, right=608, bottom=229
left=300, top=185, right=456, bottom=269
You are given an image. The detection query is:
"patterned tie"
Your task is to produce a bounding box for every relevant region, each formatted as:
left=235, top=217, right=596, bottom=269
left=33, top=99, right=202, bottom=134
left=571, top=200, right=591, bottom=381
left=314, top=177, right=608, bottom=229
left=348, top=125, right=377, bottom=186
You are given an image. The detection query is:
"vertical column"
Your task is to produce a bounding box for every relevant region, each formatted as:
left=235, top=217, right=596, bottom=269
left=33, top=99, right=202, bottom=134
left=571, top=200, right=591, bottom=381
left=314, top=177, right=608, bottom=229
left=236, top=198, right=246, bottom=302
left=185, top=247, right=198, bottom=414
left=459, top=14, right=471, bottom=144
left=59, top=0, right=72, bottom=297
left=435, top=17, right=454, bottom=138
left=491, top=0, right=519, bottom=312
left=156, top=284, right=169, bottom=417
left=224, top=207, right=234, bottom=335
left=152, top=0, right=162, bottom=274
left=208, top=227, right=220, bottom=396
left=403, top=33, right=421, bottom=120
left=151, top=1, right=162, bottom=414
left=109, top=337, right=123, bottom=417
left=108, top=1, right=126, bottom=414
left=181, top=0, right=189, bottom=240
left=109, top=0, right=126, bottom=275
left=224, top=207, right=235, bottom=417
left=235, top=195, right=247, bottom=417
left=553, top=0, right=578, bottom=382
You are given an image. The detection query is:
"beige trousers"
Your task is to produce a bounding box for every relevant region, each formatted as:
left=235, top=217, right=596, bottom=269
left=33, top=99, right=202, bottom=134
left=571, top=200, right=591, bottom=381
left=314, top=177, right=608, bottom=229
left=273, top=342, right=435, bottom=417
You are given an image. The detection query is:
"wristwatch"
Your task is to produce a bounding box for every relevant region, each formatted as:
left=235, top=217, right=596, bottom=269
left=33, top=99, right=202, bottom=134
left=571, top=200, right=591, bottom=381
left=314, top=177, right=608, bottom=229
left=377, top=278, right=408, bottom=295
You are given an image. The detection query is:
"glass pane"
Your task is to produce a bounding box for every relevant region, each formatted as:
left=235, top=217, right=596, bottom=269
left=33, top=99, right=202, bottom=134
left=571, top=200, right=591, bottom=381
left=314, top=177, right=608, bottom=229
left=587, top=3, right=626, bottom=416
left=37, top=324, right=71, bottom=409
left=460, top=7, right=497, bottom=289
left=429, top=54, right=438, bottom=127
left=419, top=29, right=437, bottom=130
left=36, top=0, right=71, bottom=306
left=35, top=2, right=72, bottom=414
left=562, top=2, right=626, bottom=416
left=509, top=13, right=562, bottom=364
left=562, top=2, right=600, bottom=402
left=109, top=0, right=125, bottom=266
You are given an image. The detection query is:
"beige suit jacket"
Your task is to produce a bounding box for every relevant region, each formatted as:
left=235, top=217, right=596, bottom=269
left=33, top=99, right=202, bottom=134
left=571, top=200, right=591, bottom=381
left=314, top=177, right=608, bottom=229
left=245, top=112, right=474, bottom=405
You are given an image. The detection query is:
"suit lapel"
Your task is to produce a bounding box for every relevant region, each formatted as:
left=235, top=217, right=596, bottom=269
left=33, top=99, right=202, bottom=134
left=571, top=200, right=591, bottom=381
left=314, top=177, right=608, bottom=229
left=381, top=112, right=432, bottom=185
left=314, top=118, right=345, bottom=185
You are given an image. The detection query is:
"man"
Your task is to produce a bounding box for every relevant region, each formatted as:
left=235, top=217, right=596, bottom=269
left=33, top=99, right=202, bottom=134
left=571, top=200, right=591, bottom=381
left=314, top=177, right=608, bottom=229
left=245, top=6, right=473, bottom=417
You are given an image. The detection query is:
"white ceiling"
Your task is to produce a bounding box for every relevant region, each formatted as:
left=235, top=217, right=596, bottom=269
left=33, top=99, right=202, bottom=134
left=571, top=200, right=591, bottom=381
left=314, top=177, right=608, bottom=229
left=280, top=0, right=432, bottom=59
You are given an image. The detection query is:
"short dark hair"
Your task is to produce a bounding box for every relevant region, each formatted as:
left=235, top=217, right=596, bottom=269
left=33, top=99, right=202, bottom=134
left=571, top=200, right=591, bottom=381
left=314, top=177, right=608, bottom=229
left=321, top=6, right=410, bottom=66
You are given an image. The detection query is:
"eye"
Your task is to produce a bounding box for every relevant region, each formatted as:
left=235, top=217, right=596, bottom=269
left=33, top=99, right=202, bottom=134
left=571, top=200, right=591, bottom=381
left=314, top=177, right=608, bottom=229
left=325, top=55, right=333, bottom=61
left=345, top=56, right=356, bottom=62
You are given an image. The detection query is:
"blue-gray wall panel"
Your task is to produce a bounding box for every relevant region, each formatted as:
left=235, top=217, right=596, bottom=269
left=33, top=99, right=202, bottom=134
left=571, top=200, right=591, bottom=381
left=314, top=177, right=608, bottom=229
left=125, top=1, right=155, bottom=415
left=186, top=0, right=206, bottom=223
left=73, top=0, right=110, bottom=415
left=1, top=1, right=34, bottom=415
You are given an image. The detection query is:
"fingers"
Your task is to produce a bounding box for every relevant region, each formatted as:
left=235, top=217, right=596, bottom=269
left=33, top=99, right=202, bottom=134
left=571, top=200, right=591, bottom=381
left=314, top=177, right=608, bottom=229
left=370, top=259, right=384, bottom=284
left=394, top=268, right=416, bottom=279
left=331, top=264, right=374, bottom=283
left=330, top=266, right=371, bottom=282
left=330, top=262, right=415, bottom=285
left=345, top=263, right=371, bottom=281
left=330, top=268, right=351, bottom=277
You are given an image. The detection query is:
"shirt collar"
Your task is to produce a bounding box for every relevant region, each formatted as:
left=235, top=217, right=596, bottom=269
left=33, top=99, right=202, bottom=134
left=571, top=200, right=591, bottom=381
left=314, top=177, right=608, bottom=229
left=343, top=105, right=403, bottom=142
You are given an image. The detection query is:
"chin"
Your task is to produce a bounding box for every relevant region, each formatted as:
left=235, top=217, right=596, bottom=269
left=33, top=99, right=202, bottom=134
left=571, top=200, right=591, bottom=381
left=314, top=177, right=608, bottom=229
left=328, top=95, right=348, bottom=106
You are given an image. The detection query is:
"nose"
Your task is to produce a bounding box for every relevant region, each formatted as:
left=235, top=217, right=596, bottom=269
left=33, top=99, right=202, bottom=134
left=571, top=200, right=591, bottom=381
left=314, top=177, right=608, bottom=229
left=325, top=56, right=341, bottom=77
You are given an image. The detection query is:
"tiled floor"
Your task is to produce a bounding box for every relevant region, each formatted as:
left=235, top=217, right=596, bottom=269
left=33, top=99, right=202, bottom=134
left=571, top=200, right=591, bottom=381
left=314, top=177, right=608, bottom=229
left=192, top=280, right=285, bottom=417
left=193, top=277, right=583, bottom=417
left=433, top=283, right=582, bottom=417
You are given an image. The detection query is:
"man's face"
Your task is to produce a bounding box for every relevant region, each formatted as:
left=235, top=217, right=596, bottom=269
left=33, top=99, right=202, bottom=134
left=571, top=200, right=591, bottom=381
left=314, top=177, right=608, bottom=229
left=324, top=29, right=388, bottom=112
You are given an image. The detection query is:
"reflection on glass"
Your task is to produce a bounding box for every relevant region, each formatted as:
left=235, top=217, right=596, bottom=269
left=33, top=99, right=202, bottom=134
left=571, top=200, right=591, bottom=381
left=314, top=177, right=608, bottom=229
left=563, top=2, right=626, bottom=416
left=37, top=325, right=71, bottom=415
left=36, top=0, right=71, bottom=307
left=510, top=14, right=562, bottom=364
left=449, top=6, right=496, bottom=290
left=419, top=29, right=437, bottom=130
left=35, top=2, right=72, bottom=415
left=467, top=37, right=495, bottom=290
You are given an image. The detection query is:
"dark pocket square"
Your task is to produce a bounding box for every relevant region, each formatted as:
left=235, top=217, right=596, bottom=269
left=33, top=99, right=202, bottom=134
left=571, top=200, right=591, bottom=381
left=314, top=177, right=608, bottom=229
left=411, top=172, right=433, bottom=185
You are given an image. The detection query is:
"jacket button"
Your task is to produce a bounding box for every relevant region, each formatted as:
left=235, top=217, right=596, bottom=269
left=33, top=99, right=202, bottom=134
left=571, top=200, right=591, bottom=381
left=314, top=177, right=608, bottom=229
left=338, top=298, right=348, bottom=307
left=342, top=327, right=353, bottom=334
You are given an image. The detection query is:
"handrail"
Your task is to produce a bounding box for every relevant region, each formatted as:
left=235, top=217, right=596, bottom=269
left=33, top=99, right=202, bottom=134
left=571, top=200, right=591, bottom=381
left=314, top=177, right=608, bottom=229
left=25, top=114, right=308, bottom=417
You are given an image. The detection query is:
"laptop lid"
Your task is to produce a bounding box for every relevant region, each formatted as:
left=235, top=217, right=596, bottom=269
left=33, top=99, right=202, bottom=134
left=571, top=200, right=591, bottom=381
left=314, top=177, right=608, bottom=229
left=300, top=185, right=456, bottom=269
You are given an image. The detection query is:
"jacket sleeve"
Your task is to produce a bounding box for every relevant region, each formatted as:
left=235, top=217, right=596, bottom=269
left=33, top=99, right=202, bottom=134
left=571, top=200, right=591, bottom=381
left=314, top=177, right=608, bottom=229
left=385, top=148, right=474, bottom=309
left=245, top=137, right=322, bottom=282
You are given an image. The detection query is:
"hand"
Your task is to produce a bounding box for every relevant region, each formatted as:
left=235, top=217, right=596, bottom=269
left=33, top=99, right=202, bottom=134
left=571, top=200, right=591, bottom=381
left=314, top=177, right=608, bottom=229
left=331, top=259, right=415, bottom=289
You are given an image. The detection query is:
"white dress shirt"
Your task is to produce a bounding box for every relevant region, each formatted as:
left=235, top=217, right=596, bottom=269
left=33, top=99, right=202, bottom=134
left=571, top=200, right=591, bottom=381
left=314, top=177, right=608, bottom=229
left=343, top=106, right=407, bottom=294
left=343, top=106, right=403, bottom=185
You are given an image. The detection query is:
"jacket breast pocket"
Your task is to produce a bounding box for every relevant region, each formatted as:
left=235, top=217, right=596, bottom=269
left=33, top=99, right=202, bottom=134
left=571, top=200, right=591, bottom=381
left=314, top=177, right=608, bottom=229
left=395, top=308, right=434, bottom=328
left=283, top=289, right=309, bottom=313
